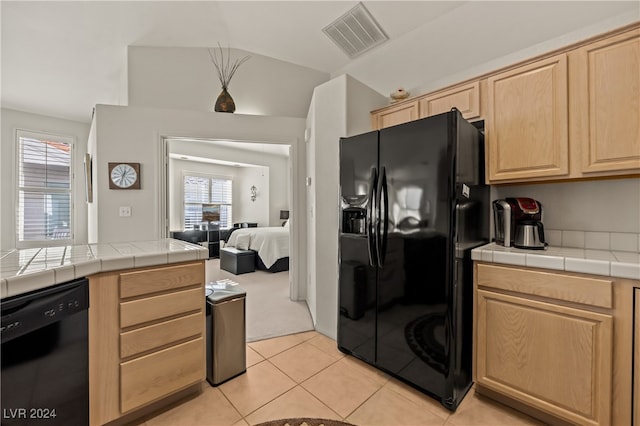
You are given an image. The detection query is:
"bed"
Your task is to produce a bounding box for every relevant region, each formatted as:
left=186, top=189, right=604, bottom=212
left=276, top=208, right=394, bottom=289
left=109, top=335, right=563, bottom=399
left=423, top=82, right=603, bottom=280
left=225, top=226, right=289, bottom=272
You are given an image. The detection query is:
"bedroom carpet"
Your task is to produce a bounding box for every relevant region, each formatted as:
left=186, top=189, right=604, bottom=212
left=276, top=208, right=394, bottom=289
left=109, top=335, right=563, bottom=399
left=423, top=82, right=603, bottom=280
left=205, top=258, right=314, bottom=342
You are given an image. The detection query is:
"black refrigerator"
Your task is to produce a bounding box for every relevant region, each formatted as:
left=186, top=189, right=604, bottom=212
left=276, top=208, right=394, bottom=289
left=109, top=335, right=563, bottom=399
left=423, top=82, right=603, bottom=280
left=338, top=109, right=489, bottom=410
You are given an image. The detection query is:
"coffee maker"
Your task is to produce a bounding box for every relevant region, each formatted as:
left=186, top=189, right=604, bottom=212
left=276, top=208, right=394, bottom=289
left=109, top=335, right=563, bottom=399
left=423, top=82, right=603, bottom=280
left=493, top=197, right=547, bottom=249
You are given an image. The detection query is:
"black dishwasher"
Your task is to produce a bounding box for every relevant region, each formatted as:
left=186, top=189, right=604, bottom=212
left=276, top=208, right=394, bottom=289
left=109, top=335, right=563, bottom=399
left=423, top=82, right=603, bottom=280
left=1, top=278, right=89, bottom=425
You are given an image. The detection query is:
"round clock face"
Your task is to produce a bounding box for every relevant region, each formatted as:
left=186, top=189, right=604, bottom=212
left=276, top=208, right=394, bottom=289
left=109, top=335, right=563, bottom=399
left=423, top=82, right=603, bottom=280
left=110, top=164, right=138, bottom=188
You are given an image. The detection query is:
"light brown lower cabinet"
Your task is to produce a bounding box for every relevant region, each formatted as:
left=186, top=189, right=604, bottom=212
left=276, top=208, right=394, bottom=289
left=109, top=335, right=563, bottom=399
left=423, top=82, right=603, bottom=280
left=474, top=263, right=637, bottom=426
left=476, top=289, right=612, bottom=425
left=120, top=337, right=205, bottom=413
left=89, top=261, right=205, bottom=425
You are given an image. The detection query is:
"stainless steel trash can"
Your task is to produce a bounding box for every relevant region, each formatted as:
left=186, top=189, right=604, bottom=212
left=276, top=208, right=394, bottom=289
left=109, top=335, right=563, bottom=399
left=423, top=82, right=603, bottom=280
left=206, top=283, right=247, bottom=386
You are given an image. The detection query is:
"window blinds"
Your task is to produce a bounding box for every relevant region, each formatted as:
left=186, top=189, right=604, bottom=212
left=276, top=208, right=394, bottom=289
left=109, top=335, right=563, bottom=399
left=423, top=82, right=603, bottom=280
left=17, top=131, right=73, bottom=243
left=183, top=175, right=232, bottom=229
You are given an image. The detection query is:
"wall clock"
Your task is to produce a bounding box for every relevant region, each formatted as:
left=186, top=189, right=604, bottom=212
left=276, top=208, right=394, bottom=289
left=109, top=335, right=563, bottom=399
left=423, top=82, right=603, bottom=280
left=108, top=162, right=141, bottom=189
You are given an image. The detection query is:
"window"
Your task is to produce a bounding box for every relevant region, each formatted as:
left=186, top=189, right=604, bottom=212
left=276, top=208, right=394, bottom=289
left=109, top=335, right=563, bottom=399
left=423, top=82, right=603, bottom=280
left=16, top=130, right=74, bottom=245
left=183, top=174, right=232, bottom=229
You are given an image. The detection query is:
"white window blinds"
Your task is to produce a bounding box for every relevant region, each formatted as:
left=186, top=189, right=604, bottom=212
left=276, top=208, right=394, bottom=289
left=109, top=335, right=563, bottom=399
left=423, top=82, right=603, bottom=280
left=17, top=130, right=73, bottom=244
left=184, top=175, right=232, bottom=229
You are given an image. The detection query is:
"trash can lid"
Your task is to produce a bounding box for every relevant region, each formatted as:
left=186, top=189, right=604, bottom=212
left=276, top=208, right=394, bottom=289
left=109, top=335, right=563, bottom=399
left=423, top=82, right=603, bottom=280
left=206, top=281, right=246, bottom=303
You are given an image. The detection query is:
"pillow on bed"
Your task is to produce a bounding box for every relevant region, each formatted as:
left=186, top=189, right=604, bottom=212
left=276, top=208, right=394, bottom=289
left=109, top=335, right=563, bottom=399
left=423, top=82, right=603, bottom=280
left=235, top=234, right=251, bottom=250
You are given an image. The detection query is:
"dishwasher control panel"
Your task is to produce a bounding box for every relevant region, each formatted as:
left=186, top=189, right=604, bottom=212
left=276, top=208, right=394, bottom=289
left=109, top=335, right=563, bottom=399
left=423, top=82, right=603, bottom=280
left=1, top=278, right=88, bottom=343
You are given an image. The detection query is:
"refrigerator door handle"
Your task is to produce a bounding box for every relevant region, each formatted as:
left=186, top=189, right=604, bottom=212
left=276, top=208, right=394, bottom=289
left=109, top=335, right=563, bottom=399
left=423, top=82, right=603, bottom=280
left=367, top=167, right=378, bottom=267
left=376, top=167, right=389, bottom=267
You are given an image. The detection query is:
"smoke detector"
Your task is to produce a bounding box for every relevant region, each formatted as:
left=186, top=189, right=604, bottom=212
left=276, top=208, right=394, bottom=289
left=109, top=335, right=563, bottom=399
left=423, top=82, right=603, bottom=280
left=322, top=2, right=388, bottom=59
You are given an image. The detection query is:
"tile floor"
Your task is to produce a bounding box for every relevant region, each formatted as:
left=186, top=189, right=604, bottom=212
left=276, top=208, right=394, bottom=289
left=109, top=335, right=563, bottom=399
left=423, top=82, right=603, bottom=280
left=133, top=331, right=546, bottom=426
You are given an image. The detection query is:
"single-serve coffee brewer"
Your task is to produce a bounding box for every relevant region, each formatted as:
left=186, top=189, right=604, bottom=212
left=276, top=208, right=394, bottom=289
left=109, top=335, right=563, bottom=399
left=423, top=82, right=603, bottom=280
left=493, top=197, right=547, bottom=250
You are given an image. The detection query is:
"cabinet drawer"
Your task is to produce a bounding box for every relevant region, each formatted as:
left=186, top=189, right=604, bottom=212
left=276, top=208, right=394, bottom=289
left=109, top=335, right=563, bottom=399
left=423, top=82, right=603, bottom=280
left=476, top=263, right=613, bottom=308
left=119, top=262, right=203, bottom=298
left=120, top=312, right=203, bottom=359
left=120, top=337, right=204, bottom=413
left=120, top=287, right=203, bottom=328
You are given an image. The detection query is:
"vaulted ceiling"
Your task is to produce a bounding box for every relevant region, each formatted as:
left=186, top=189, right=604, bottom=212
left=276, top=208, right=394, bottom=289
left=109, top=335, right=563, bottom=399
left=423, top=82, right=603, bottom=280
left=2, top=1, right=638, bottom=123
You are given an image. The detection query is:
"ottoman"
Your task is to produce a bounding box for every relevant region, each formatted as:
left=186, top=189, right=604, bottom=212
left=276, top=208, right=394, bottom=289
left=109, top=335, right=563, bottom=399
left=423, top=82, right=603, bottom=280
left=220, top=247, right=256, bottom=275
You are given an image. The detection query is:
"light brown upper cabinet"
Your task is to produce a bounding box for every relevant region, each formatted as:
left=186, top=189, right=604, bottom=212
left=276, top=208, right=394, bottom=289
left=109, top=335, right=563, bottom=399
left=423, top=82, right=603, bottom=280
left=569, top=28, right=640, bottom=176
left=371, top=100, right=419, bottom=130
left=419, top=81, right=481, bottom=120
left=371, top=81, right=481, bottom=130
left=370, top=23, right=639, bottom=183
left=486, top=54, right=569, bottom=182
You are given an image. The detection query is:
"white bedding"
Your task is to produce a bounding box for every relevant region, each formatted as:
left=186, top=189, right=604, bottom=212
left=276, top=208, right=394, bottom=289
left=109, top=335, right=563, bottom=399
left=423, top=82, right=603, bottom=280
left=226, top=227, right=289, bottom=268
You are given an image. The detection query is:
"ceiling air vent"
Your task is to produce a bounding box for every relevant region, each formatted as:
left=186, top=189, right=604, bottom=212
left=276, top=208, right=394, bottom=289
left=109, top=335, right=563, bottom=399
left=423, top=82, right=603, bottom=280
left=322, top=2, right=388, bottom=59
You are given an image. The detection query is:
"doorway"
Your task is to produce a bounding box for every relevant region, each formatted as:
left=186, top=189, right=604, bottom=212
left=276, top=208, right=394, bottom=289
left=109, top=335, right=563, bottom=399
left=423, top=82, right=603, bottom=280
left=160, top=136, right=310, bottom=338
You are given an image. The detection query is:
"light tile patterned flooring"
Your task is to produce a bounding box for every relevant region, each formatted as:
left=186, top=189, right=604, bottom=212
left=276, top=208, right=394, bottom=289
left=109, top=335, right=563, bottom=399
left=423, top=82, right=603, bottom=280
left=135, top=331, right=545, bottom=426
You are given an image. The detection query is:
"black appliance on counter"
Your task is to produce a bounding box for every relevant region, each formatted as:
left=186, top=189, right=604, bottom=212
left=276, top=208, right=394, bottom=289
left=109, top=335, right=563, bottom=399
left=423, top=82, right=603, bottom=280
left=338, top=109, right=489, bottom=410
left=1, top=278, right=89, bottom=425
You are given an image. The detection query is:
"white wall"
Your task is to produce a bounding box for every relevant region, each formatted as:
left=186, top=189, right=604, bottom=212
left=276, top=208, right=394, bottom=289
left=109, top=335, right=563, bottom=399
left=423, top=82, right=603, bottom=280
left=235, top=166, right=270, bottom=226
left=169, top=159, right=235, bottom=230
left=346, top=76, right=389, bottom=138
left=91, top=104, right=307, bottom=300
left=91, top=104, right=303, bottom=241
left=168, top=159, right=271, bottom=231
left=305, top=96, right=317, bottom=324
left=128, top=46, right=330, bottom=118
left=168, top=139, right=289, bottom=227
left=306, top=75, right=386, bottom=338
left=0, top=108, right=91, bottom=250
left=492, top=178, right=640, bottom=234
left=306, top=77, right=345, bottom=337
left=87, top=117, right=97, bottom=244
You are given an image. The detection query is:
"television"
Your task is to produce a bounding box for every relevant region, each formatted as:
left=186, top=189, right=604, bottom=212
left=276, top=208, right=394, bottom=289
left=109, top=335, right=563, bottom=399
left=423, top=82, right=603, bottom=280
left=202, top=204, right=220, bottom=222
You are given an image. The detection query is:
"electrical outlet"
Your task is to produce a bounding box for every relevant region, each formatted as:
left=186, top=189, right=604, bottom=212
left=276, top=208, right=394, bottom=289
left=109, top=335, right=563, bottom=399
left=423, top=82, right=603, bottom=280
left=119, top=206, right=131, bottom=217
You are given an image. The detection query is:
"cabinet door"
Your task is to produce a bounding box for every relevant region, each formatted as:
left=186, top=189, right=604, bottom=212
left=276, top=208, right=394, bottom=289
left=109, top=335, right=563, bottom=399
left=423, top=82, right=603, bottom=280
left=476, top=289, right=612, bottom=425
left=419, top=81, right=480, bottom=120
left=371, top=101, right=419, bottom=130
left=570, top=29, right=640, bottom=175
left=487, top=54, right=569, bottom=182
left=120, top=337, right=205, bottom=413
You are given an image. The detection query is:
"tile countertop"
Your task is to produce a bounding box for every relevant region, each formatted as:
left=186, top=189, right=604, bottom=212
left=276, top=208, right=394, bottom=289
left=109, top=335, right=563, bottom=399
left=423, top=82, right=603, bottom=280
left=0, top=239, right=209, bottom=299
left=472, top=242, right=640, bottom=280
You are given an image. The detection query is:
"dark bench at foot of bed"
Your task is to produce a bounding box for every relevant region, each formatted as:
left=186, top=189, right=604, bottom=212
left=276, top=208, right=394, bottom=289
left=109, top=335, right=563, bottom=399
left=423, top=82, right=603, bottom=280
left=255, top=254, right=289, bottom=273
left=220, top=247, right=256, bottom=275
